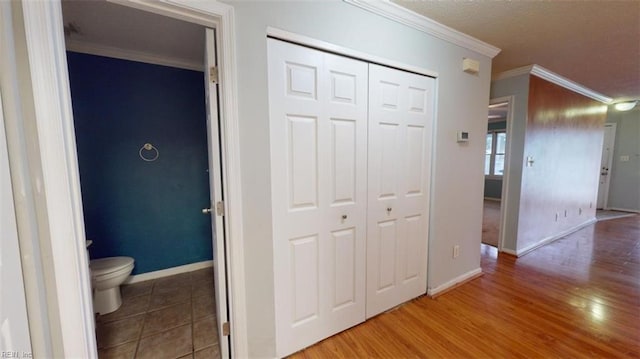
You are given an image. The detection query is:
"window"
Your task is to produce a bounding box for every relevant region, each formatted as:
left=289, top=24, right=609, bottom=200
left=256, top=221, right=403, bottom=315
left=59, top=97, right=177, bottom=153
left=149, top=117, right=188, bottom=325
left=485, top=131, right=506, bottom=176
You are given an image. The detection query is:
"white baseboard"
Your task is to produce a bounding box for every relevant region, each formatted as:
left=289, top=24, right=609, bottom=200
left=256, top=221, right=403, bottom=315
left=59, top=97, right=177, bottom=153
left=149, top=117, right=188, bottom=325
left=483, top=197, right=501, bottom=202
left=606, top=207, right=640, bottom=214
left=124, top=260, right=213, bottom=284
left=515, top=218, right=597, bottom=257
left=427, top=268, right=482, bottom=297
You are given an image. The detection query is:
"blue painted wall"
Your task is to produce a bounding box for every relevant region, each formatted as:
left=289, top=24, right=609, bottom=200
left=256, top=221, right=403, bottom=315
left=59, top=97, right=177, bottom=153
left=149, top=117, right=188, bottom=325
left=67, top=52, right=212, bottom=274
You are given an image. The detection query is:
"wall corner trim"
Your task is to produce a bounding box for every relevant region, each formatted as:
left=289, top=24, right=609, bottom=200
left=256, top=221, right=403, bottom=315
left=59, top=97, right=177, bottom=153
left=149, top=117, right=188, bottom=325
left=493, top=65, right=613, bottom=104
left=344, top=0, right=501, bottom=58
left=427, top=268, right=483, bottom=297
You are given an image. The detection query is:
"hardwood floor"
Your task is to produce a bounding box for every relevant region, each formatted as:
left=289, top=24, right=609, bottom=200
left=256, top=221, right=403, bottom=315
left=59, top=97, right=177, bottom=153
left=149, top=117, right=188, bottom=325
left=290, top=215, right=640, bottom=358
left=482, top=199, right=500, bottom=247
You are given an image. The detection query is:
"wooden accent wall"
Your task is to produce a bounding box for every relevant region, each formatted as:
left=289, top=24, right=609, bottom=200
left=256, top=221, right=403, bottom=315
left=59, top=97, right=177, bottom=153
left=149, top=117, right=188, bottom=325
left=516, top=75, right=608, bottom=251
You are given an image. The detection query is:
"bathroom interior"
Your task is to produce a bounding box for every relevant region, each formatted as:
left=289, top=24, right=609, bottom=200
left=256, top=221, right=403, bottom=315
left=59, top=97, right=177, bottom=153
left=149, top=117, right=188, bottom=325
left=62, top=1, right=222, bottom=357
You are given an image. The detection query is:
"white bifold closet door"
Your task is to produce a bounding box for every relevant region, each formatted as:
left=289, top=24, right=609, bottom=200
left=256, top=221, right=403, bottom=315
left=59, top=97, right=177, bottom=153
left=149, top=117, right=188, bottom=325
left=267, top=38, right=368, bottom=358
left=366, top=64, right=434, bottom=318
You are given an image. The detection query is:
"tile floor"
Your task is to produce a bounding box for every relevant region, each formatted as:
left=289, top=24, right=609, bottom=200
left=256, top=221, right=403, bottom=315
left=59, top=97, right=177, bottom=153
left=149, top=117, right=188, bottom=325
left=95, top=268, right=221, bottom=359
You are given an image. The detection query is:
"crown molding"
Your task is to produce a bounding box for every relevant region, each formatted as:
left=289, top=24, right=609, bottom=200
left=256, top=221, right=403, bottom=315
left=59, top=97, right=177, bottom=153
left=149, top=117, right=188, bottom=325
left=493, top=64, right=613, bottom=104
left=344, top=0, right=501, bottom=59
left=65, top=39, right=203, bottom=72
left=267, top=27, right=439, bottom=78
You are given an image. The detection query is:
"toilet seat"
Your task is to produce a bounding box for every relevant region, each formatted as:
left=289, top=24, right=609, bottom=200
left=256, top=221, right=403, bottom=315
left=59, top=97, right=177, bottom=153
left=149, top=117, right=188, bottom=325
left=90, top=257, right=134, bottom=277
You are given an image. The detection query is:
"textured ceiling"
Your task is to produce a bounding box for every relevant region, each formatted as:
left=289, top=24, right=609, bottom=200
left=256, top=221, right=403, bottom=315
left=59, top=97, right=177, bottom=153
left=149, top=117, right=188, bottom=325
left=62, top=0, right=204, bottom=69
left=62, top=1, right=639, bottom=102
left=392, top=0, right=640, bottom=102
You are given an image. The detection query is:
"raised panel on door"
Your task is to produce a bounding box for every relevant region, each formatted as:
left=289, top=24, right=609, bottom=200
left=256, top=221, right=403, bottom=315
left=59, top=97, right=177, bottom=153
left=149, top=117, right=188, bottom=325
left=367, top=64, right=434, bottom=318
left=290, top=234, right=320, bottom=325
left=330, top=118, right=356, bottom=205
left=268, top=38, right=367, bottom=357
left=376, top=219, right=398, bottom=292
left=287, top=115, right=318, bottom=210
left=332, top=228, right=356, bottom=309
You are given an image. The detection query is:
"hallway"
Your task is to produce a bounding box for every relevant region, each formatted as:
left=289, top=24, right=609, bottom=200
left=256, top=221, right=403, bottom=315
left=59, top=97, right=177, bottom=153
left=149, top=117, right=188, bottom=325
left=291, top=215, right=640, bottom=357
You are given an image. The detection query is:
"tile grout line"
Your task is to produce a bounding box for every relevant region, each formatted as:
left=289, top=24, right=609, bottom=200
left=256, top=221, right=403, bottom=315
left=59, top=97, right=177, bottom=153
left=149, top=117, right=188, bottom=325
left=191, top=277, right=196, bottom=358
left=97, top=268, right=216, bottom=358
left=133, top=279, right=154, bottom=359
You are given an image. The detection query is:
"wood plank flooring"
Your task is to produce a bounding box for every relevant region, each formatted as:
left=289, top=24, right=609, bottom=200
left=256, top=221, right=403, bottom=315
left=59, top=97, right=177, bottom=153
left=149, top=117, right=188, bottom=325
left=290, top=215, right=640, bottom=358
left=482, top=199, right=500, bottom=247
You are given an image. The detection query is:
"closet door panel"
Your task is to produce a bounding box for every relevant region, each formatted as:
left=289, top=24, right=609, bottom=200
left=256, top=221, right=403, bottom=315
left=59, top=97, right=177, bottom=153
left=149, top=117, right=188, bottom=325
left=367, top=64, right=435, bottom=318
left=322, top=49, right=368, bottom=337
left=268, top=38, right=367, bottom=357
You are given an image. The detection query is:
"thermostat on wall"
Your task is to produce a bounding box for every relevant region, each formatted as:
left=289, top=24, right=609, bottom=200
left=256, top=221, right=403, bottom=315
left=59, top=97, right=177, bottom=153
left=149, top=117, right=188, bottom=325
left=457, top=131, right=469, bottom=142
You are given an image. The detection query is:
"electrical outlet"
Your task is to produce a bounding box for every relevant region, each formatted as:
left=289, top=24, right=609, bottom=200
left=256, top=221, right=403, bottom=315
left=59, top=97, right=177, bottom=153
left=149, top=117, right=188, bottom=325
left=453, top=245, right=460, bottom=259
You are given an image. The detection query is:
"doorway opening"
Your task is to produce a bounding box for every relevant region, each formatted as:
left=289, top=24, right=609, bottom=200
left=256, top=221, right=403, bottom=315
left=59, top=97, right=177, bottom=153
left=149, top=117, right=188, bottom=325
left=482, top=98, right=512, bottom=250
left=596, top=123, right=616, bottom=210
left=61, top=1, right=228, bottom=357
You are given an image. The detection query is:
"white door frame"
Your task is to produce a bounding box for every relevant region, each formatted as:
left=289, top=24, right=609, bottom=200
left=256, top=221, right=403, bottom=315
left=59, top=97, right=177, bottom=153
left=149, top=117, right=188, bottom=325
left=489, top=96, right=514, bottom=252
left=0, top=86, right=33, bottom=355
left=9, top=0, right=247, bottom=357
left=597, top=123, right=616, bottom=209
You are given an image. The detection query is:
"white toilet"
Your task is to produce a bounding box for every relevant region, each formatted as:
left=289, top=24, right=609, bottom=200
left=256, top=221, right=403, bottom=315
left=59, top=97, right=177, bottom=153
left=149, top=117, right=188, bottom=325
left=89, top=256, right=135, bottom=315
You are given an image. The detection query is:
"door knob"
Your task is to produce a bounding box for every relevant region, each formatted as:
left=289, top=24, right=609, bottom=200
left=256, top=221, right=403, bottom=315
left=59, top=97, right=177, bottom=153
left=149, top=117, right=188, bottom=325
left=202, top=208, right=212, bottom=214
left=387, top=207, right=392, bottom=213
left=342, top=214, right=348, bottom=220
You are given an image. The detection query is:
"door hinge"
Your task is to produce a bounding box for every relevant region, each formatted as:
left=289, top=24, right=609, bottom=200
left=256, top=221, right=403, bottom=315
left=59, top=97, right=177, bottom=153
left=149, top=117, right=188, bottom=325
left=209, top=66, right=218, bottom=84
left=222, top=321, right=230, bottom=336
left=216, top=201, right=225, bottom=216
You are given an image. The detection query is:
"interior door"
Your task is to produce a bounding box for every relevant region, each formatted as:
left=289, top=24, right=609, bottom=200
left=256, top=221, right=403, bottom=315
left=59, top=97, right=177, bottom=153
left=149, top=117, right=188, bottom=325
left=268, top=38, right=368, bottom=357
left=366, top=64, right=434, bottom=318
left=204, top=28, right=230, bottom=358
left=597, top=123, right=616, bottom=209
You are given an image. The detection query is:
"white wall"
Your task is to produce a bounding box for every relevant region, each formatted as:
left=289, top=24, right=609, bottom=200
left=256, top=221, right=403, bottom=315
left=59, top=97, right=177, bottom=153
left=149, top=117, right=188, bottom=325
left=226, top=2, right=492, bottom=356
left=490, top=74, right=529, bottom=252
left=606, top=106, right=640, bottom=212
left=0, top=93, right=32, bottom=356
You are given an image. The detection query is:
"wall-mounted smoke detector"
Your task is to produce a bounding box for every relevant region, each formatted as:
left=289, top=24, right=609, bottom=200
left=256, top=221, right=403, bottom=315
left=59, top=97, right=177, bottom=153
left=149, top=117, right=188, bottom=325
left=462, top=58, right=479, bottom=75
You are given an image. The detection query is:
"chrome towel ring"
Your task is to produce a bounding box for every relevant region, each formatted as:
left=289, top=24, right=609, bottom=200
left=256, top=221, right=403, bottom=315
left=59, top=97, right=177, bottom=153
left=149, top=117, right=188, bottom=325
left=139, top=143, right=159, bottom=162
